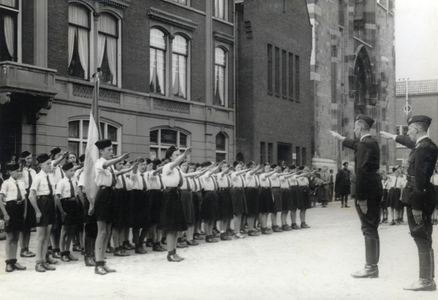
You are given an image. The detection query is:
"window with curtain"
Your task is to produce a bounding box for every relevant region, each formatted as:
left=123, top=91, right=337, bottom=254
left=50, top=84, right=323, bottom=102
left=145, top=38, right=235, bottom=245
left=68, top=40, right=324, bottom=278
left=98, top=13, right=118, bottom=85
left=150, top=28, right=166, bottom=95
left=150, top=128, right=189, bottom=160
left=68, top=120, right=120, bottom=155
left=214, top=0, right=225, bottom=20
left=213, top=47, right=226, bottom=106
left=0, top=0, right=18, bottom=62
left=68, top=4, right=90, bottom=80
left=172, top=35, right=188, bottom=99
left=215, top=132, right=227, bottom=162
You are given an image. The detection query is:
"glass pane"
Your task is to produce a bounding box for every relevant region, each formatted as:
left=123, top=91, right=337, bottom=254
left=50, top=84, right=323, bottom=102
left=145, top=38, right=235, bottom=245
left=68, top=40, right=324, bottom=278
left=0, top=0, right=17, bottom=8
left=82, top=142, right=87, bottom=155
left=150, top=148, right=158, bottom=160
left=108, top=125, right=117, bottom=141
left=216, top=133, right=226, bottom=151
left=180, top=133, right=187, bottom=147
left=69, top=4, right=89, bottom=27
left=150, top=28, right=166, bottom=50
left=215, top=48, right=225, bottom=66
left=161, top=129, right=177, bottom=145
left=83, top=120, right=89, bottom=139
left=100, top=123, right=105, bottom=138
left=216, top=152, right=226, bottom=162
left=173, top=35, right=187, bottom=55
left=113, top=145, right=118, bottom=155
left=68, top=121, right=80, bottom=138
left=68, top=141, right=79, bottom=155
left=402, top=126, right=408, bottom=135
left=150, top=130, right=158, bottom=145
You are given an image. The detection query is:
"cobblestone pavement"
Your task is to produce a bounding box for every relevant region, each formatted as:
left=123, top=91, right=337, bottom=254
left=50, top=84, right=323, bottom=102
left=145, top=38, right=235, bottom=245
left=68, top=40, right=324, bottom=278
left=1, top=201, right=437, bottom=300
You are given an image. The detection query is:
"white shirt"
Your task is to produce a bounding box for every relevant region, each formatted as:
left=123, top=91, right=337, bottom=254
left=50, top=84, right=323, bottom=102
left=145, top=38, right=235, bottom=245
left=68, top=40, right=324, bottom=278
left=416, top=135, right=428, bottom=145
left=145, top=171, right=164, bottom=190
left=30, top=170, right=55, bottom=196
left=216, top=174, right=232, bottom=188
left=201, top=173, right=216, bottom=191
left=130, top=171, right=148, bottom=190
left=56, top=177, right=77, bottom=199
left=245, top=173, right=259, bottom=188
left=279, top=175, right=290, bottom=189
left=360, top=134, right=371, bottom=141
left=395, top=175, right=407, bottom=189
left=431, top=173, right=438, bottom=186
left=270, top=174, right=280, bottom=188
left=297, top=176, right=309, bottom=187
left=0, top=177, right=26, bottom=202
left=161, top=164, right=182, bottom=188
left=288, top=175, right=299, bottom=186
left=94, top=157, right=114, bottom=187
left=231, top=173, right=245, bottom=188
left=259, top=173, right=271, bottom=188
left=18, top=166, right=36, bottom=190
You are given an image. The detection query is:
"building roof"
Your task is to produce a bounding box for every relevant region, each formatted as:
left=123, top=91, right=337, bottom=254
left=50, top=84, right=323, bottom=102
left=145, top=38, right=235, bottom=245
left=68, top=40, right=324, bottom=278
left=396, top=79, right=438, bottom=96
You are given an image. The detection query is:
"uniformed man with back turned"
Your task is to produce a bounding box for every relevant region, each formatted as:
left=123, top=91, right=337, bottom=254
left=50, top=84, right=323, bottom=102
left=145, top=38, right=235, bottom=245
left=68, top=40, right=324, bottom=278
left=381, top=115, right=438, bottom=291
left=330, top=115, right=383, bottom=279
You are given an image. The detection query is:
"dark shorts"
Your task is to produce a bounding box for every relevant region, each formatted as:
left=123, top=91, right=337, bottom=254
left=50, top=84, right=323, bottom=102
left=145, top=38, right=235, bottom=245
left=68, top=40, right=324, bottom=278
left=217, top=188, right=233, bottom=220
left=113, top=189, right=128, bottom=229
left=246, top=187, right=260, bottom=216
left=281, top=188, right=292, bottom=211
left=298, top=187, right=311, bottom=210
left=36, top=195, right=56, bottom=227
left=60, top=198, right=80, bottom=226
left=94, top=187, right=115, bottom=224
left=149, top=190, right=163, bottom=225
left=24, top=196, right=37, bottom=229
left=271, top=187, right=282, bottom=213
left=131, top=190, right=151, bottom=229
left=158, top=188, right=187, bottom=232
left=5, top=201, right=25, bottom=233
left=389, top=188, right=401, bottom=209
left=83, top=196, right=97, bottom=238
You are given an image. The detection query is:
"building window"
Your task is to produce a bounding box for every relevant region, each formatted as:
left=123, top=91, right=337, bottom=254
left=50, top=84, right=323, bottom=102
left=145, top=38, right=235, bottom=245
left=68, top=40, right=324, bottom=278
left=295, top=55, right=300, bottom=101
left=98, top=13, right=118, bottom=86
left=267, top=143, right=273, bottom=163
left=267, top=44, right=273, bottom=94
left=213, top=47, right=226, bottom=106
left=296, top=146, right=301, bottom=165
left=215, top=132, right=227, bottom=162
left=282, top=50, right=287, bottom=98
left=150, top=128, right=189, bottom=159
left=274, top=47, right=280, bottom=95
left=214, top=0, right=226, bottom=20
left=260, top=142, right=265, bottom=164
left=395, top=125, right=408, bottom=136
left=68, top=4, right=90, bottom=80
left=172, top=35, right=188, bottom=99
left=0, top=0, right=18, bottom=62
left=150, top=28, right=166, bottom=95
left=68, top=120, right=120, bottom=155
left=173, top=0, right=187, bottom=4
left=288, top=52, right=294, bottom=99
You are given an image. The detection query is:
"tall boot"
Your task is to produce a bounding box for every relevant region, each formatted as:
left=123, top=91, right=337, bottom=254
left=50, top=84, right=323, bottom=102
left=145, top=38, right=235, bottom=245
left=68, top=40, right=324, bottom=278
left=351, top=238, right=379, bottom=278
left=404, top=250, right=436, bottom=291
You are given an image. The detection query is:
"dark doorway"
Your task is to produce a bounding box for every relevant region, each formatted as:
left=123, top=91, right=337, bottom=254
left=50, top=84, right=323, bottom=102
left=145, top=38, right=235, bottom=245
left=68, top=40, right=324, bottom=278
left=236, top=152, right=244, bottom=163
left=0, top=101, right=22, bottom=165
left=277, top=143, right=292, bottom=165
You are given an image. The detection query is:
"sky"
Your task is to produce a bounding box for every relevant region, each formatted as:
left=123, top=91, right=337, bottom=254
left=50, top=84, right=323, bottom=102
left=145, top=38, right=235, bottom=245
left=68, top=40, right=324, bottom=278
left=396, top=0, right=438, bottom=80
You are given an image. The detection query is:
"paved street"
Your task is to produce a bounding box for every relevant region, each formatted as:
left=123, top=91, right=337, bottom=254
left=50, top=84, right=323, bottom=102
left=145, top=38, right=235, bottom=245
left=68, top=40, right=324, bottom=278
left=1, top=201, right=438, bottom=300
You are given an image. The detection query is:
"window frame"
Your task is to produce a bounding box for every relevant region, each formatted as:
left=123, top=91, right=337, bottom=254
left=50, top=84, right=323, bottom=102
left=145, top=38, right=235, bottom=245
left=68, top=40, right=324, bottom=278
left=215, top=132, right=228, bottom=162
left=0, top=0, right=21, bottom=63
left=213, top=45, right=228, bottom=107
left=68, top=119, right=121, bottom=155
left=172, top=34, right=189, bottom=99
left=149, top=128, right=191, bottom=160
left=213, top=0, right=227, bottom=21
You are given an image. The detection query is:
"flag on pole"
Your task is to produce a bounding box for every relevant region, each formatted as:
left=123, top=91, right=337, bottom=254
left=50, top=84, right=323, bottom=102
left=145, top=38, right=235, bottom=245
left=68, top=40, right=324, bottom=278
left=83, top=72, right=102, bottom=204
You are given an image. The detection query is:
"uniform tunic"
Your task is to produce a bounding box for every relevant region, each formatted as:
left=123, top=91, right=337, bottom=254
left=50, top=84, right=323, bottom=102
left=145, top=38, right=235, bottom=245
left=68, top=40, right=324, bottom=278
left=1, top=178, right=26, bottom=232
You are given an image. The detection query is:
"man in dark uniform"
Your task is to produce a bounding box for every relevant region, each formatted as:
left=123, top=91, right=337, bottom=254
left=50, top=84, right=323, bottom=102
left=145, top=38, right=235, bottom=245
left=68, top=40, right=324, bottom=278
left=381, top=115, right=438, bottom=291
left=331, top=115, right=383, bottom=278
left=336, top=162, right=351, bottom=208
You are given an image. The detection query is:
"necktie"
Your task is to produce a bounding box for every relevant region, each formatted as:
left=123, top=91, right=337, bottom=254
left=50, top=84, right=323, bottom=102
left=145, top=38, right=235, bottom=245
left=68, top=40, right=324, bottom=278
left=15, top=182, right=22, bottom=201
left=394, top=177, right=398, bottom=188
left=27, top=169, right=33, bottom=190
left=47, top=175, right=53, bottom=196
left=121, top=175, right=127, bottom=189
left=59, top=166, right=64, bottom=179
left=69, top=180, right=75, bottom=198
left=110, top=167, right=117, bottom=187
left=255, top=175, right=259, bottom=187
left=240, top=175, right=245, bottom=187
left=267, top=177, right=272, bottom=188
left=177, top=168, right=183, bottom=187
left=158, top=175, right=164, bottom=190
left=140, top=173, right=147, bottom=190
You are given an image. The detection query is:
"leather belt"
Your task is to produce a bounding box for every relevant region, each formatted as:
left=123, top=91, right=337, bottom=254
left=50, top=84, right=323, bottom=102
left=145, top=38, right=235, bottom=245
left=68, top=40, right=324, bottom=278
left=100, top=186, right=115, bottom=190
left=7, top=199, right=24, bottom=204
left=61, top=197, right=77, bottom=201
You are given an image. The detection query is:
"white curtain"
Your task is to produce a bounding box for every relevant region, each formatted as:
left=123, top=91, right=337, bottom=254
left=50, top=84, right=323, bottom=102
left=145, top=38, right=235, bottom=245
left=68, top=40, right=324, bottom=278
left=68, top=26, right=76, bottom=67
left=4, top=15, right=15, bottom=58
left=150, top=50, right=156, bottom=89
left=97, top=34, right=106, bottom=69
left=156, top=50, right=165, bottom=94
left=215, top=65, right=225, bottom=105
left=69, top=5, right=89, bottom=27
left=215, top=0, right=225, bottom=19
left=0, top=0, right=16, bottom=7
left=77, top=28, right=89, bottom=79
left=178, top=56, right=186, bottom=98
left=172, top=54, right=179, bottom=96
left=99, top=14, right=116, bottom=35
left=106, top=36, right=117, bottom=85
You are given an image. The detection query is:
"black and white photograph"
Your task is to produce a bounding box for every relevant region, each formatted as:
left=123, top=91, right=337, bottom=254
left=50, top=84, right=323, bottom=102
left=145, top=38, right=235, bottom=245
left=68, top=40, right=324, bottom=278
left=0, top=0, right=437, bottom=299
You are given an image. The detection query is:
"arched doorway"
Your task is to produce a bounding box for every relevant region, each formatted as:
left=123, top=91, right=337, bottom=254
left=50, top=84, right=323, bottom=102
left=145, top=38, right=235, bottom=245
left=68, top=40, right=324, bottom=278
left=352, top=46, right=373, bottom=116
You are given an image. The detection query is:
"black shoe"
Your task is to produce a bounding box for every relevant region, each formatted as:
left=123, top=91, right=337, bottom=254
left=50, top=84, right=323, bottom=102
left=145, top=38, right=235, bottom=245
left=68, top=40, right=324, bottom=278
left=102, top=263, right=116, bottom=273
left=220, top=233, right=232, bottom=241
left=35, top=263, right=46, bottom=272
left=205, top=235, right=219, bottom=243
left=351, top=265, right=378, bottom=278
left=5, top=263, right=14, bottom=272
left=291, top=223, right=300, bottom=230
left=135, top=247, right=147, bottom=254
left=52, top=251, right=61, bottom=259
left=152, top=243, right=167, bottom=252
left=123, top=242, right=134, bottom=250
left=73, top=244, right=82, bottom=252
left=12, top=262, right=26, bottom=271
left=20, top=250, right=36, bottom=258
left=301, top=222, right=311, bottom=229
left=186, top=240, right=199, bottom=246
left=95, top=265, right=107, bottom=275
left=42, top=262, right=56, bottom=271
left=46, top=256, right=58, bottom=264
left=403, top=279, right=436, bottom=291
left=61, top=255, right=70, bottom=262
left=248, top=230, right=261, bottom=236
left=85, top=256, right=96, bottom=267
left=167, top=250, right=183, bottom=262
left=390, top=220, right=396, bottom=225
left=261, top=227, right=273, bottom=235
left=67, top=253, right=78, bottom=261
left=106, top=246, right=115, bottom=253
left=345, top=205, right=350, bottom=208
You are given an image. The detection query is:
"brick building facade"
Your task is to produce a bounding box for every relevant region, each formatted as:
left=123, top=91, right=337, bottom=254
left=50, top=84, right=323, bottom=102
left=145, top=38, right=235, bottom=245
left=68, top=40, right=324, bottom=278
left=0, top=0, right=237, bottom=164
left=307, top=0, right=396, bottom=171
left=395, top=79, right=438, bottom=165
left=235, top=0, right=313, bottom=166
